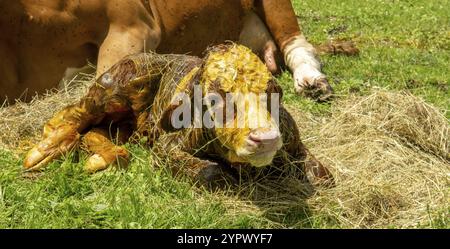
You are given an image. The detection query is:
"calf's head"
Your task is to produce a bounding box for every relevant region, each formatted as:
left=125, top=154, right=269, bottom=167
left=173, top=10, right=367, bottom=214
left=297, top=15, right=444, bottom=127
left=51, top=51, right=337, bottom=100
left=160, top=44, right=284, bottom=167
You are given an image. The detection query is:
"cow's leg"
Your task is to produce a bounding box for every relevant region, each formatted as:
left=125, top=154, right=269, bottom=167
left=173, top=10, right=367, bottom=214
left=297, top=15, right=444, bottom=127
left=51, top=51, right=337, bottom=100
left=254, top=0, right=332, bottom=101
left=81, top=126, right=130, bottom=173
left=283, top=35, right=333, bottom=101
left=239, top=11, right=282, bottom=74
left=96, top=23, right=161, bottom=77
left=0, top=39, right=21, bottom=104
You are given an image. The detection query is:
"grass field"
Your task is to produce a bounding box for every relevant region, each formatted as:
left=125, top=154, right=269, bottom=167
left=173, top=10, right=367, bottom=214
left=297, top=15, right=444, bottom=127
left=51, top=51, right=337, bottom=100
left=0, top=0, right=448, bottom=228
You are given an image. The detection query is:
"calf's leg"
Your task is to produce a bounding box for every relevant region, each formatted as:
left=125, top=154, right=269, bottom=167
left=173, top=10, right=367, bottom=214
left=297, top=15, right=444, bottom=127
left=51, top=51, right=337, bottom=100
left=23, top=85, right=107, bottom=171
left=152, top=142, right=238, bottom=187
left=277, top=106, right=334, bottom=187
left=81, top=126, right=130, bottom=173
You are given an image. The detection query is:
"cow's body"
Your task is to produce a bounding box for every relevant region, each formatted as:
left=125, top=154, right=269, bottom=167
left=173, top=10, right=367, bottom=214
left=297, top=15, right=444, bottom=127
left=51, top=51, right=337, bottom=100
left=0, top=0, right=329, bottom=103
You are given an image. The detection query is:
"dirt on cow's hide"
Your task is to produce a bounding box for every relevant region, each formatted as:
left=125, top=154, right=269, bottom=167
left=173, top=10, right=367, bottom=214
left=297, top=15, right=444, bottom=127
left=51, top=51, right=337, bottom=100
left=315, top=40, right=360, bottom=56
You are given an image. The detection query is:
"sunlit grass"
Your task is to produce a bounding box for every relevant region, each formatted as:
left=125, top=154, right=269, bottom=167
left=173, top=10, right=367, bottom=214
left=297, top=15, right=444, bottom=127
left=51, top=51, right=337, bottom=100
left=0, top=0, right=448, bottom=228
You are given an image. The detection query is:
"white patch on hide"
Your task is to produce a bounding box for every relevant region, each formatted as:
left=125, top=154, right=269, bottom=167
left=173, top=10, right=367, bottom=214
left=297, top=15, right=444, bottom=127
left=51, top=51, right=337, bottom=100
left=283, top=35, right=325, bottom=92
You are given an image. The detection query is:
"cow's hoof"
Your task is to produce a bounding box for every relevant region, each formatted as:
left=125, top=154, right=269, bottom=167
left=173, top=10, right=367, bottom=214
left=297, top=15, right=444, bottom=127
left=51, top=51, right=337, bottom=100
left=296, top=77, right=334, bottom=102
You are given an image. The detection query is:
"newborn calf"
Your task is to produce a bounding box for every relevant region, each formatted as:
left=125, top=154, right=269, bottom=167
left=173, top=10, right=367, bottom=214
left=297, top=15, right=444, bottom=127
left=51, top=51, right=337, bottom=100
left=24, top=44, right=333, bottom=186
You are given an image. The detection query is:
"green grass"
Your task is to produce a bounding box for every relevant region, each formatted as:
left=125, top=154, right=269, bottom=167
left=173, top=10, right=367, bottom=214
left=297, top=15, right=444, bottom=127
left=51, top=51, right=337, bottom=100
left=0, top=0, right=448, bottom=228
left=285, top=0, right=449, bottom=116
left=0, top=147, right=274, bottom=228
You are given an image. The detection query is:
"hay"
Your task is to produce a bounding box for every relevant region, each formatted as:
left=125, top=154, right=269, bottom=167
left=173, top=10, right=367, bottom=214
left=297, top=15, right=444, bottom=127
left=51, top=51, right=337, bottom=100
left=0, top=73, right=448, bottom=227
left=296, top=90, right=449, bottom=228
left=0, top=74, right=93, bottom=153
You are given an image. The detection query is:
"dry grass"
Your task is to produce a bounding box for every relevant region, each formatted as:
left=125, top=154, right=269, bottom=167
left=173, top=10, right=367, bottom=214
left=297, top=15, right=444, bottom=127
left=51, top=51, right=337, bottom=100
left=291, top=91, right=449, bottom=228
left=0, top=78, right=448, bottom=228
left=0, top=75, right=93, bottom=154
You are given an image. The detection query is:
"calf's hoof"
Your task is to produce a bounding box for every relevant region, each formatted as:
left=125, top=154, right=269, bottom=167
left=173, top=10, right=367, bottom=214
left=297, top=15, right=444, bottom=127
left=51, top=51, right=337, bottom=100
left=23, top=125, right=80, bottom=171
left=84, top=150, right=129, bottom=174
left=197, top=162, right=239, bottom=188
left=304, top=159, right=335, bottom=188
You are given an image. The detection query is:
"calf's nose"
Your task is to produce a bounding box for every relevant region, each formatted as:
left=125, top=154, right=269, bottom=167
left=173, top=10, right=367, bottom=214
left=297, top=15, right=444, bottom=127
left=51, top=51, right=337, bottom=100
left=249, top=129, right=281, bottom=146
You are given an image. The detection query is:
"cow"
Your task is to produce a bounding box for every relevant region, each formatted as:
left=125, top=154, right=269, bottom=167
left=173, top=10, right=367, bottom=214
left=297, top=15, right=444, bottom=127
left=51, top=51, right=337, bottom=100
left=23, top=44, right=334, bottom=187
left=0, top=0, right=332, bottom=103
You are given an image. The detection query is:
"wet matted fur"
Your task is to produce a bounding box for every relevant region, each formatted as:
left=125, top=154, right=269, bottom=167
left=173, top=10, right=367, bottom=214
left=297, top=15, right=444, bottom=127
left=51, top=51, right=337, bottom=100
left=17, top=44, right=333, bottom=186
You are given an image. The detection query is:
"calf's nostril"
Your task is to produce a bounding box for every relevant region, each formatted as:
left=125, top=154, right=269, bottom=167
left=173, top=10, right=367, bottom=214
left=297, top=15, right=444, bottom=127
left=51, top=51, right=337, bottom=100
left=249, top=134, right=262, bottom=144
